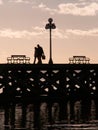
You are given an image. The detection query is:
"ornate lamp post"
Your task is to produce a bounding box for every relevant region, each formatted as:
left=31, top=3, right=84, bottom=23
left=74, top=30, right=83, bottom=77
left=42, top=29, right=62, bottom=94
left=45, top=18, right=56, bottom=64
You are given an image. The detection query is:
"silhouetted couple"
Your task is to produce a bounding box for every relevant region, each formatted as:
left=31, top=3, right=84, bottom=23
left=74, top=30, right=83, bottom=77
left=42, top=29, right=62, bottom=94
left=34, top=44, right=45, bottom=64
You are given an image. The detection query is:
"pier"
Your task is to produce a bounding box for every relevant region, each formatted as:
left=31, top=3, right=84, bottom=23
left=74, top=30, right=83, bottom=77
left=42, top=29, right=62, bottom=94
left=1, top=63, right=98, bottom=129
left=0, top=63, right=98, bottom=102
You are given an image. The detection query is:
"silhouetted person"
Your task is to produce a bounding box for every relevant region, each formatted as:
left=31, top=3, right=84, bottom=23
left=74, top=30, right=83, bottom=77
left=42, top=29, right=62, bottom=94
left=33, top=47, right=38, bottom=64
left=37, top=44, right=44, bottom=64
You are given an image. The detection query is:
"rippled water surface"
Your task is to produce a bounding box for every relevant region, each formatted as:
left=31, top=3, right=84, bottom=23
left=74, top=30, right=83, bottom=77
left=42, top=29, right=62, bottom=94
left=0, top=100, right=98, bottom=130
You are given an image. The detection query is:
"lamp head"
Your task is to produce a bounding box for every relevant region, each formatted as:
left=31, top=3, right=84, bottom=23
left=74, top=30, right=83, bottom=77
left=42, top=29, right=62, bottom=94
left=48, top=18, right=53, bottom=23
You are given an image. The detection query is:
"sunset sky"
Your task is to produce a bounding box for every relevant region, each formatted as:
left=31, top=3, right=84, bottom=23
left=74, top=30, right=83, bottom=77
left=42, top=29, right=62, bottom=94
left=0, top=0, right=98, bottom=63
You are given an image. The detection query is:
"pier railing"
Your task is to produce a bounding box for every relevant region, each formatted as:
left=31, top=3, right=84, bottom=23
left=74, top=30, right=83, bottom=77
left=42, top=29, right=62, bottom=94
left=0, top=64, right=98, bottom=101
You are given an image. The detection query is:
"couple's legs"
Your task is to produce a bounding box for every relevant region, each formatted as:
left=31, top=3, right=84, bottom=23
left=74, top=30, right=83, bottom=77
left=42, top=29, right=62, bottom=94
left=33, top=56, right=42, bottom=64
left=33, top=56, right=37, bottom=64
left=38, top=56, right=42, bottom=64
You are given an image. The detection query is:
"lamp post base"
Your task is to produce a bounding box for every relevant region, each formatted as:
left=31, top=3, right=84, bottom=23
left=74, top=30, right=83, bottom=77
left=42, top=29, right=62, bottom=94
left=48, top=58, right=53, bottom=64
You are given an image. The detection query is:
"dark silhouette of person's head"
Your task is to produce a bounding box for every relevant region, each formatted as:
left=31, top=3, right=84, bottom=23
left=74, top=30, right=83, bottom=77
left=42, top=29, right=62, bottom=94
left=37, top=44, right=40, bottom=48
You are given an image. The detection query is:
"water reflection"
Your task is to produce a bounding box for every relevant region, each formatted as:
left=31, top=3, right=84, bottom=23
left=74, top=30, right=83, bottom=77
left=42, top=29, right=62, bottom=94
left=0, top=99, right=98, bottom=130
